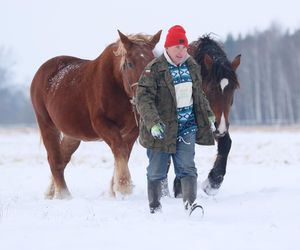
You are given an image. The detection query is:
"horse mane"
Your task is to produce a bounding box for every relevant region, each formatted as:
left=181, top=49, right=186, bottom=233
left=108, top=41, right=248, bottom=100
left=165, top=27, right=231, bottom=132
left=113, top=33, right=153, bottom=70
left=193, top=35, right=239, bottom=88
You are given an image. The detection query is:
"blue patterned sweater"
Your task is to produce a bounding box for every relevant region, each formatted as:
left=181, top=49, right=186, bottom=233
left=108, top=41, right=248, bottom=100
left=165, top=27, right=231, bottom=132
left=164, top=52, right=198, bottom=137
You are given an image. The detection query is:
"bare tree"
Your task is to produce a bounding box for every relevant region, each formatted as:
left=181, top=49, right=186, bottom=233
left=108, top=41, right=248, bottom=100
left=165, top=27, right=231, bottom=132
left=224, top=26, right=300, bottom=125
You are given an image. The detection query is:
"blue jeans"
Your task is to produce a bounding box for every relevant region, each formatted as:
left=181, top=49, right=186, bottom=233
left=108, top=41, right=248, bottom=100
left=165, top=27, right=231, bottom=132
left=147, top=132, right=197, bottom=181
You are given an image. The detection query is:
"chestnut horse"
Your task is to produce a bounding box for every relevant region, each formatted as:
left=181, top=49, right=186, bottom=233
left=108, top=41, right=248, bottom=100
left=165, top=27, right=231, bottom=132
left=173, top=35, right=241, bottom=196
left=31, top=30, right=161, bottom=199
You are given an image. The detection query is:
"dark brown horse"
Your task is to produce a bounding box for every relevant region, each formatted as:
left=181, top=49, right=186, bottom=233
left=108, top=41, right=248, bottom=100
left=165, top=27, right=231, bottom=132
left=31, top=30, right=161, bottom=199
left=173, top=35, right=241, bottom=196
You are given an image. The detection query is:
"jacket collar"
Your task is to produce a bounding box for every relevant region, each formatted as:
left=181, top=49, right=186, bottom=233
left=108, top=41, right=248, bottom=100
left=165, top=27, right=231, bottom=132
left=163, top=50, right=190, bottom=67
left=156, top=53, right=199, bottom=72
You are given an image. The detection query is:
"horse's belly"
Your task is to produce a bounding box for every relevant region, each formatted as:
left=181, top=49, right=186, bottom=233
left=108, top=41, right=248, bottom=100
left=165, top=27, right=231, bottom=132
left=61, top=127, right=100, bottom=141
left=48, top=108, right=99, bottom=141
left=60, top=123, right=99, bottom=141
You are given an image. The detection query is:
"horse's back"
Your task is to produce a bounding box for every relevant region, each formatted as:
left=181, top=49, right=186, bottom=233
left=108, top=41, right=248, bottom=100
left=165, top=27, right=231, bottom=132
left=31, top=56, right=88, bottom=88
left=30, top=55, right=95, bottom=135
left=31, top=55, right=89, bottom=103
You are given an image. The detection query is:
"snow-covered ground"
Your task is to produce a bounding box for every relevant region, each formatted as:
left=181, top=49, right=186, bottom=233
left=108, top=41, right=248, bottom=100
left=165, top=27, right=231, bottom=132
left=0, top=127, right=299, bottom=250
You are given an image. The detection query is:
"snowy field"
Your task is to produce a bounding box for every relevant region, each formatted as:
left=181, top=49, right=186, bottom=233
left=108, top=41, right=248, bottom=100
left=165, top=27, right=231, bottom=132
left=0, top=126, right=299, bottom=250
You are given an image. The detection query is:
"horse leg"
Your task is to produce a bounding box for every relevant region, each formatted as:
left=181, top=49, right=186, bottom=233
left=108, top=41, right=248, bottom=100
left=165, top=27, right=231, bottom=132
left=92, top=118, right=133, bottom=196
left=46, top=136, right=81, bottom=198
left=36, top=115, right=74, bottom=199
left=111, top=137, right=133, bottom=197
left=173, top=133, right=232, bottom=197
left=122, top=128, right=138, bottom=160
left=124, top=127, right=171, bottom=197
left=202, top=133, right=232, bottom=195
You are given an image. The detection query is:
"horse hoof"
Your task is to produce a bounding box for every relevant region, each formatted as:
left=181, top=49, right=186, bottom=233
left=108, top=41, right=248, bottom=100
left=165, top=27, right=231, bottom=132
left=201, top=178, right=220, bottom=196
left=53, top=189, right=72, bottom=200
left=111, top=178, right=133, bottom=196
left=45, top=181, right=55, bottom=199
left=44, top=192, right=54, bottom=200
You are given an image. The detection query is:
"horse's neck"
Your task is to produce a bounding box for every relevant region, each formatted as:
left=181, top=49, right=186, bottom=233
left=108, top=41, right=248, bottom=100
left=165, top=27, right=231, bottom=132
left=93, top=48, right=124, bottom=89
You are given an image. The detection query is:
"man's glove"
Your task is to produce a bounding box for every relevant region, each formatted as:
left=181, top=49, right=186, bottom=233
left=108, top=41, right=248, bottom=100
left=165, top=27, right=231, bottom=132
left=151, top=122, right=166, bottom=139
left=208, top=115, right=216, bottom=132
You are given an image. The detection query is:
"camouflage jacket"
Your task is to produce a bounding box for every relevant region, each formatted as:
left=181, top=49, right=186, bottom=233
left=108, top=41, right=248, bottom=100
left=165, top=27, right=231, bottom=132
left=136, top=54, right=214, bottom=153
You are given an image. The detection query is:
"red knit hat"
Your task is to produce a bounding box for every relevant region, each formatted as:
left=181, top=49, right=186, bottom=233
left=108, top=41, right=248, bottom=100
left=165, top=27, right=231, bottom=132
left=164, top=25, right=188, bottom=48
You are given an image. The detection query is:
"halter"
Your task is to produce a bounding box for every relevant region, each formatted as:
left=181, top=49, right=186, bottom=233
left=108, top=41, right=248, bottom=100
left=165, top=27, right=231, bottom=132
left=122, top=59, right=139, bottom=127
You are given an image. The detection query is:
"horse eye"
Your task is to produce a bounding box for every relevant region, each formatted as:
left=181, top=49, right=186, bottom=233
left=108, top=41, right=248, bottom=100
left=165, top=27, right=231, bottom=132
left=123, top=60, right=134, bottom=70
left=124, top=61, right=134, bottom=69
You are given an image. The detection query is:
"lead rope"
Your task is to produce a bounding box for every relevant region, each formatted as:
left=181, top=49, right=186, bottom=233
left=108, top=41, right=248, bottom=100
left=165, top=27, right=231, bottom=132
left=129, top=82, right=139, bottom=127
left=122, top=58, right=139, bottom=128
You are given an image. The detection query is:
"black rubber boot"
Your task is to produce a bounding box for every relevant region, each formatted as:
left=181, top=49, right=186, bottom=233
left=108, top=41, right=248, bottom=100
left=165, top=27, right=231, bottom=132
left=173, top=176, right=182, bottom=198
left=181, top=176, right=204, bottom=216
left=147, top=179, right=162, bottom=213
left=181, top=176, right=197, bottom=205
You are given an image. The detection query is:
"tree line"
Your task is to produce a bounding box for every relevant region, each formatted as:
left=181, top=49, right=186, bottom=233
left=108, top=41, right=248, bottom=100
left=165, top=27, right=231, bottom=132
left=0, top=25, right=300, bottom=125
left=224, top=25, right=300, bottom=124
left=0, top=48, right=34, bottom=125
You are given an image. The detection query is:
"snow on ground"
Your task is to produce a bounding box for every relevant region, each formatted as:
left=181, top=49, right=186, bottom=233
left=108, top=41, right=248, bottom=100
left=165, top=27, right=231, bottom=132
left=0, top=126, right=299, bottom=250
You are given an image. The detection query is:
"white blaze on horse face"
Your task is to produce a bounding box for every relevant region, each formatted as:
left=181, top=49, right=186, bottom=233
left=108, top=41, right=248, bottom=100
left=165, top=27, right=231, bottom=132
left=140, top=53, right=145, bottom=59
left=220, top=78, right=229, bottom=93
left=218, top=78, right=229, bottom=135
left=140, top=53, right=151, bottom=63
left=218, top=113, right=227, bottom=135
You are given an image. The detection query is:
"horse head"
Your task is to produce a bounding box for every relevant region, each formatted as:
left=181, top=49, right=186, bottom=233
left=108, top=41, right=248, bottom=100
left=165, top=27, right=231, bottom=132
left=189, top=36, right=241, bottom=138
left=115, top=30, right=162, bottom=99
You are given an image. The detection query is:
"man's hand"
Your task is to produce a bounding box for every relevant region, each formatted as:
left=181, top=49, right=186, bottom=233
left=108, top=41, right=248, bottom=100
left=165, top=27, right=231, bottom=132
left=151, top=122, right=166, bottom=139
left=208, top=116, right=216, bottom=132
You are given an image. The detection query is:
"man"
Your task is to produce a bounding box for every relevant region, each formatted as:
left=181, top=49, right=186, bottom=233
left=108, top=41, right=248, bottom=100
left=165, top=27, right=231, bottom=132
left=136, top=25, right=215, bottom=215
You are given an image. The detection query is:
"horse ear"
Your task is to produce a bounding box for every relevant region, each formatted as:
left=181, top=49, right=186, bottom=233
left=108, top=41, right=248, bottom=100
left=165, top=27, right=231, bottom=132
left=204, top=54, right=213, bottom=71
left=118, top=30, right=133, bottom=50
left=149, top=30, right=162, bottom=49
left=232, top=54, right=241, bottom=71
left=187, top=42, right=197, bottom=57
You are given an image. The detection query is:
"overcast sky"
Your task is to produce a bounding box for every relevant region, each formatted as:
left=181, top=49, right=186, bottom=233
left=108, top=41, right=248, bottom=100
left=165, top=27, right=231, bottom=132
left=1, top=0, right=300, bottom=86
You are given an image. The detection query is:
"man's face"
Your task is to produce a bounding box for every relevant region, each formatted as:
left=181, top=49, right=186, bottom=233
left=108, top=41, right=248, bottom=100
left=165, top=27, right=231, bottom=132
left=166, top=45, right=188, bottom=65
